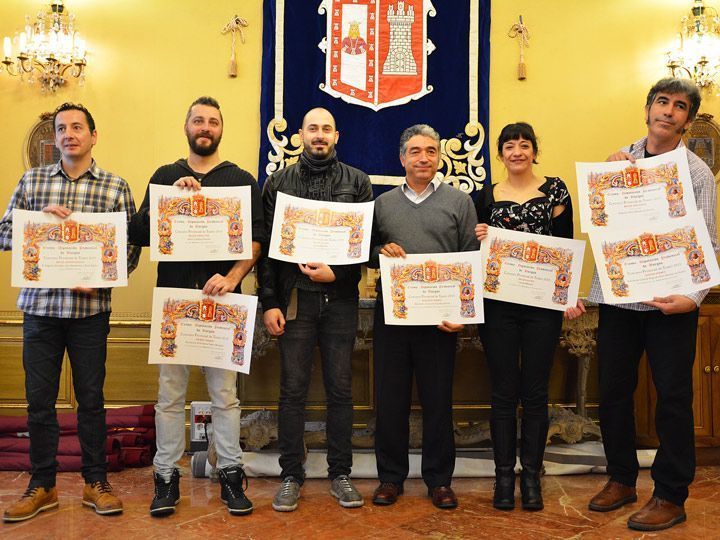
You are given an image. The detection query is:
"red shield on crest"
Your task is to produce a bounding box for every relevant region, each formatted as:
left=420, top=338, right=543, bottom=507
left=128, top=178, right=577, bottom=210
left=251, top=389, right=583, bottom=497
left=320, top=0, right=436, bottom=111
left=191, top=193, right=207, bottom=217
left=638, top=233, right=658, bottom=256
left=523, top=241, right=539, bottom=263
left=61, top=220, right=79, bottom=243
left=623, top=167, right=641, bottom=188
left=200, top=298, right=216, bottom=321
left=423, top=261, right=438, bottom=282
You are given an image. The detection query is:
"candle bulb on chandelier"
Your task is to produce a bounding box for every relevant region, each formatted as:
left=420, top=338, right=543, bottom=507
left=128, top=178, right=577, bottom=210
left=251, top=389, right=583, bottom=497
left=3, top=37, right=11, bottom=59
left=19, top=32, right=27, bottom=53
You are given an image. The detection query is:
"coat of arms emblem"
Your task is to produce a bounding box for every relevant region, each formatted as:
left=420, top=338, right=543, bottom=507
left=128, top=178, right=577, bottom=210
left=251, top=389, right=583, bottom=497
left=319, top=0, right=436, bottom=111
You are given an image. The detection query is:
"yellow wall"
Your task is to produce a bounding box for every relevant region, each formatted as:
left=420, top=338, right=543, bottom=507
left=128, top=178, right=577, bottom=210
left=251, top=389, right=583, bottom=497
left=1, top=0, right=718, bottom=317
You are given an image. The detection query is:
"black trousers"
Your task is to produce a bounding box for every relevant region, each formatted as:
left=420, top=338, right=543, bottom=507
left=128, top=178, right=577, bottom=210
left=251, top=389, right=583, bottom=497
left=598, top=304, right=699, bottom=506
left=373, top=300, right=457, bottom=488
left=479, top=300, right=562, bottom=421
left=478, top=299, right=562, bottom=471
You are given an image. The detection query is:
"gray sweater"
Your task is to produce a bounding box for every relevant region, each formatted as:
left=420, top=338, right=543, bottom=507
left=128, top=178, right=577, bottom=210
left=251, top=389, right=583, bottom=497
left=369, top=183, right=479, bottom=268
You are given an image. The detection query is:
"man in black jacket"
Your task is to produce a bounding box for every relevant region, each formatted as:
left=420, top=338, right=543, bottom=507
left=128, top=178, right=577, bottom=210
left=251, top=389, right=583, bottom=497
left=129, top=96, right=263, bottom=517
left=258, top=107, right=372, bottom=512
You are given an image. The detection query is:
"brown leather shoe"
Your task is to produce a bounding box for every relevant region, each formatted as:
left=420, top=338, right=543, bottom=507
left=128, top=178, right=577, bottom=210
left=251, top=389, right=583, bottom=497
left=3, top=486, right=58, bottom=522
left=627, top=496, right=686, bottom=531
left=428, top=486, right=458, bottom=509
left=588, top=480, right=637, bottom=512
left=82, top=480, right=123, bottom=515
left=372, top=482, right=402, bottom=505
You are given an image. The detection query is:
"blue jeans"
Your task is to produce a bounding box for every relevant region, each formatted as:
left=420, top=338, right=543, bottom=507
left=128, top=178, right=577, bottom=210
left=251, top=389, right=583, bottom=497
left=23, top=312, right=111, bottom=487
left=277, top=290, right=358, bottom=482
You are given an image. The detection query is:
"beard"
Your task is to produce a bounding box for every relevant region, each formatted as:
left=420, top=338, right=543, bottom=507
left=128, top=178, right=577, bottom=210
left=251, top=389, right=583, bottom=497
left=305, top=139, right=335, bottom=159
left=187, top=131, right=222, bottom=156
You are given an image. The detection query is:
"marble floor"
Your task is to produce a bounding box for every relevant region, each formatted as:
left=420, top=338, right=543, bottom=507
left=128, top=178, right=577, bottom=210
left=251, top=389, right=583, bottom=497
left=1, top=462, right=719, bottom=539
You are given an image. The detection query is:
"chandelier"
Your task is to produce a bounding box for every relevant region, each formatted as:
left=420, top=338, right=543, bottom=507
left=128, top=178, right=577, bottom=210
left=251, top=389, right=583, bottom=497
left=1, top=1, right=87, bottom=93
left=666, top=0, right=720, bottom=90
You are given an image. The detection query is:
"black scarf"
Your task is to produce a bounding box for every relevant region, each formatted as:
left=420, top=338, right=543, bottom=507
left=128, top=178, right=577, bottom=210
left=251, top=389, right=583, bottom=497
left=299, top=150, right=338, bottom=176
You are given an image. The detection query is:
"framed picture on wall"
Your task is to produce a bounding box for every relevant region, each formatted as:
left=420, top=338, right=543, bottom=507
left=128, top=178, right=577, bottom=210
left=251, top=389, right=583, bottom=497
left=683, top=113, right=720, bottom=183
left=23, top=112, right=60, bottom=169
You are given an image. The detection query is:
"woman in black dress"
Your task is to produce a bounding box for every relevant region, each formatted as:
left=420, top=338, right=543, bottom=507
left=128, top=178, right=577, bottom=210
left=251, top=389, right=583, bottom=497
left=476, top=122, right=580, bottom=511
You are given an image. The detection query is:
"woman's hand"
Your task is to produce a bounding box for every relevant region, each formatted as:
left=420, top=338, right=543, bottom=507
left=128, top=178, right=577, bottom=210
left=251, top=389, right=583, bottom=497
left=564, top=300, right=586, bottom=320
left=475, top=223, right=489, bottom=242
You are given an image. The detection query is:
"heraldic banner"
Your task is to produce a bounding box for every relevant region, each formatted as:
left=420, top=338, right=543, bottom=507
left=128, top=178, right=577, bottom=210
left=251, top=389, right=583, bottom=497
left=259, top=0, right=491, bottom=196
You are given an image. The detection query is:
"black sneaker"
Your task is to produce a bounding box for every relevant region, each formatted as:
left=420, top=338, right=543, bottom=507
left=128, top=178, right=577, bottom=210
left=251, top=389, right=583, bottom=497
left=218, top=466, right=253, bottom=515
left=150, top=469, right=180, bottom=517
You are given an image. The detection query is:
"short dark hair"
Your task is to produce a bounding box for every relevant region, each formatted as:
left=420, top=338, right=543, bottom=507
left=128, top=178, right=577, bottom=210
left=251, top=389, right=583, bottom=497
left=399, top=124, right=440, bottom=155
left=497, top=122, right=539, bottom=164
left=53, top=102, right=95, bottom=132
left=645, top=78, right=701, bottom=121
left=186, top=96, right=223, bottom=124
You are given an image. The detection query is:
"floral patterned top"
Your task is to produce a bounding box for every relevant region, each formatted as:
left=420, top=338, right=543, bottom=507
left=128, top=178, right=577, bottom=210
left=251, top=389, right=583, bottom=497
left=475, top=176, right=574, bottom=239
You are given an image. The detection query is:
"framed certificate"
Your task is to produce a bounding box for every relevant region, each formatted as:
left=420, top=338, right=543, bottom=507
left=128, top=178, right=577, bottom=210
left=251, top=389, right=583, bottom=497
left=269, top=192, right=374, bottom=264
left=11, top=209, right=128, bottom=288
left=576, top=148, right=697, bottom=232
left=149, top=185, right=253, bottom=262
left=589, top=211, right=720, bottom=303
left=379, top=251, right=484, bottom=325
left=479, top=227, right=586, bottom=311
left=148, top=287, right=258, bottom=374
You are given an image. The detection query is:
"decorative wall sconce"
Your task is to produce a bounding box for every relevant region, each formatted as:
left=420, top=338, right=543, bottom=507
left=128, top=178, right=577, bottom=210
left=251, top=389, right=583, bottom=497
left=1, top=1, right=87, bottom=93
left=666, top=0, right=720, bottom=90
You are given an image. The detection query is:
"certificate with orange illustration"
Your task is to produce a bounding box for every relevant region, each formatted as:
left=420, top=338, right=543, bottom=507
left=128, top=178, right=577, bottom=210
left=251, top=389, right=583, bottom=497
left=589, top=211, right=720, bottom=303
left=268, top=192, right=374, bottom=264
left=479, top=227, right=586, bottom=311
left=575, top=148, right=696, bottom=232
left=11, top=209, right=128, bottom=288
left=149, top=185, right=252, bottom=262
left=379, top=251, right=484, bottom=325
left=148, top=287, right=258, bottom=374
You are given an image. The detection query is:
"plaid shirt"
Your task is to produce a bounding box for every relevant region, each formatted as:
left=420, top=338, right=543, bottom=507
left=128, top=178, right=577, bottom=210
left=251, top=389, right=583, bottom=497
left=0, top=160, right=140, bottom=318
left=588, top=137, right=719, bottom=310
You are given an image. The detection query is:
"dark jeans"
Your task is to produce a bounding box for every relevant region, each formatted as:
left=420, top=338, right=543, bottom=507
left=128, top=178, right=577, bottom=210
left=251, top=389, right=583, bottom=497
left=23, top=312, right=111, bottom=488
left=373, top=299, right=457, bottom=489
left=479, top=300, right=562, bottom=422
left=598, top=304, right=698, bottom=506
left=277, top=290, right=357, bottom=482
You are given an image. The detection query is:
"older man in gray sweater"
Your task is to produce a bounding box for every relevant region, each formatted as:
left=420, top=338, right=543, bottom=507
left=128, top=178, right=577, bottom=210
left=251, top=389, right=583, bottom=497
left=368, top=124, right=478, bottom=510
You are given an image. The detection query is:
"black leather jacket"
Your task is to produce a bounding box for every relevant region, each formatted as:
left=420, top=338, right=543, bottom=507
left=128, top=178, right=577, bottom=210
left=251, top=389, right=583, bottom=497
left=257, top=159, right=373, bottom=312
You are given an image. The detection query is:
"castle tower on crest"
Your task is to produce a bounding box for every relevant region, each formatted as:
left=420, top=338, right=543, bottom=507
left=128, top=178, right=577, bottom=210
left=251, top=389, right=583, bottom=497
left=382, top=1, right=417, bottom=75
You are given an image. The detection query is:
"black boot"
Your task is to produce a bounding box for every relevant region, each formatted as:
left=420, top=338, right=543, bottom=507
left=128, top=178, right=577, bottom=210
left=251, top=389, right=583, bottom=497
left=520, top=469, right=543, bottom=511
left=490, top=418, right=517, bottom=510
left=520, top=415, right=548, bottom=511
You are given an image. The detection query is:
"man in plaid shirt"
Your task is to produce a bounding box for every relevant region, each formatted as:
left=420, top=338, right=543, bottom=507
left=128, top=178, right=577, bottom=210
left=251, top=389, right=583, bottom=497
left=0, top=103, right=140, bottom=522
left=571, top=78, right=719, bottom=532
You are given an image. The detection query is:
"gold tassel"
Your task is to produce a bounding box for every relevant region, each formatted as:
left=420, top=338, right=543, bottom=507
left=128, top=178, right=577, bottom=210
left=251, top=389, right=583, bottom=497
left=508, top=15, right=530, bottom=81
left=229, top=56, right=238, bottom=78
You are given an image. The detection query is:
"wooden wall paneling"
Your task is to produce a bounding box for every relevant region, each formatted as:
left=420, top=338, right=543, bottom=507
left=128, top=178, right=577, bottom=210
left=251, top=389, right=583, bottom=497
left=693, top=315, right=713, bottom=443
